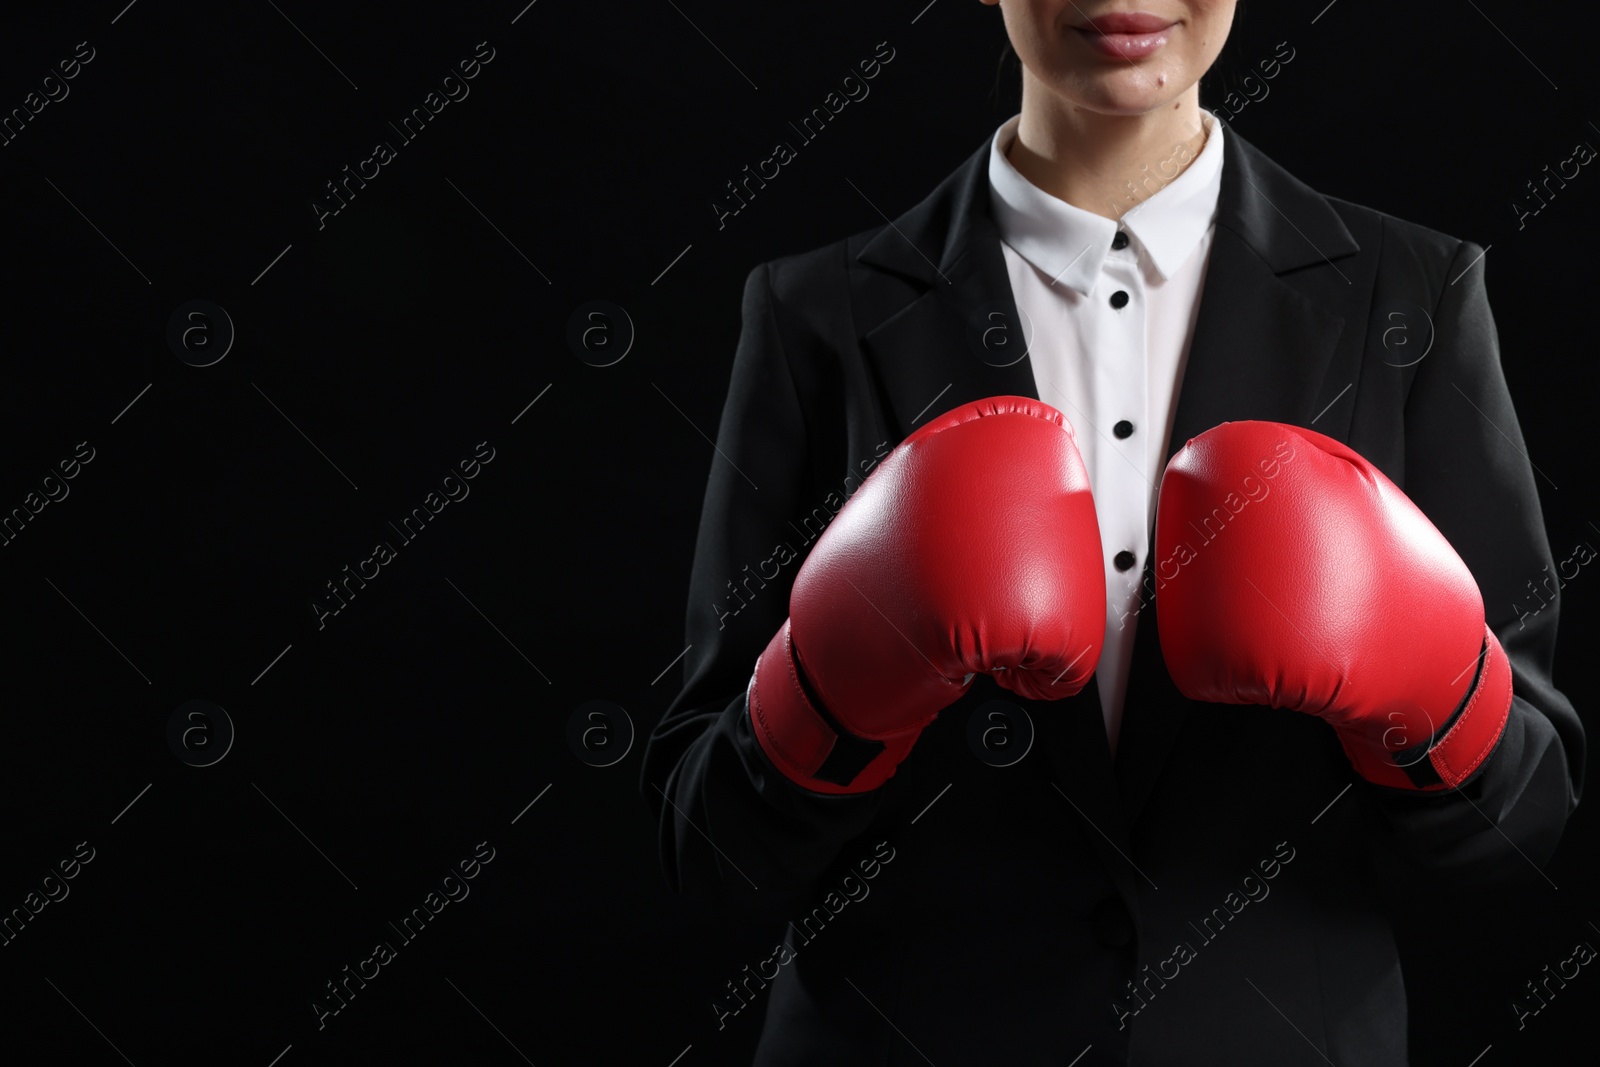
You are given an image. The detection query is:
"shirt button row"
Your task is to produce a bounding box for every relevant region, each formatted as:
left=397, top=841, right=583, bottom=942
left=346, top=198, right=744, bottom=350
left=1114, top=550, right=1137, bottom=572
left=1110, top=290, right=1129, bottom=309
left=1111, top=231, right=1129, bottom=251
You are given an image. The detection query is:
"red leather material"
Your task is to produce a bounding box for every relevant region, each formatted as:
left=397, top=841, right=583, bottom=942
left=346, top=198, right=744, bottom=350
left=750, top=396, right=1107, bottom=793
left=749, top=619, right=921, bottom=796
left=1155, top=420, right=1512, bottom=791
left=1425, top=626, right=1513, bottom=789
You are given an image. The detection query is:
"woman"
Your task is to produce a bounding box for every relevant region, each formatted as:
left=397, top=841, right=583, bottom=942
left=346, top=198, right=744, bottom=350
left=642, top=3, right=1583, bottom=1063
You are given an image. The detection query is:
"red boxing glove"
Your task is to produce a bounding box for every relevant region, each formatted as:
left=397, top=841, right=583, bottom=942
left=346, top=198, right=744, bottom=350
left=750, top=397, right=1107, bottom=794
left=1154, top=421, right=1512, bottom=791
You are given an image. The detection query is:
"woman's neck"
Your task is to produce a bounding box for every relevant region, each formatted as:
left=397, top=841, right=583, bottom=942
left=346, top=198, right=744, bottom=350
left=1006, top=75, right=1210, bottom=221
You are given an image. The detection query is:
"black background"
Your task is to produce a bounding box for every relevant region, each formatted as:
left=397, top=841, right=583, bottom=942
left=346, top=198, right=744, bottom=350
left=0, top=1, right=1595, bottom=1063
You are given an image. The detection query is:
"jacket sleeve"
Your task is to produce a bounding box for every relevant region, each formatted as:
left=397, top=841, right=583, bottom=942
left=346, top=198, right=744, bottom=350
left=1373, top=237, right=1584, bottom=885
left=639, top=261, right=887, bottom=908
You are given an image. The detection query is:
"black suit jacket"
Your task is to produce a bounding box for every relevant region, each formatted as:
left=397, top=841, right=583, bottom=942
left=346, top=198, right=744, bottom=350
left=641, top=125, right=1584, bottom=1065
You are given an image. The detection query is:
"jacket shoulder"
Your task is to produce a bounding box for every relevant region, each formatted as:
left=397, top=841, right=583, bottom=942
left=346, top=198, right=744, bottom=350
left=759, top=224, right=882, bottom=299
left=745, top=223, right=892, bottom=351
left=1320, top=193, right=1491, bottom=313
left=1325, top=195, right=1474, bottom=270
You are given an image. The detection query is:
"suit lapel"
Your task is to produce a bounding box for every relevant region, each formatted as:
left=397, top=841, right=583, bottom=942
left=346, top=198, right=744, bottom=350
left=1115, top=133, right=1359, bottom=826
left=858, top=144, right=1041, bottom=436
left=855, top=141, right=1142, bottom=885
left=1115, top=222, right=1351, bottom=823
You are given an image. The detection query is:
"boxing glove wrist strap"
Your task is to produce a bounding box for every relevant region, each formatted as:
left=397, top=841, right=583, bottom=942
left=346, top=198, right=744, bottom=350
left=1341, top=625, right=1514, bottom=792
left=748, top=619, right=915, bottom=795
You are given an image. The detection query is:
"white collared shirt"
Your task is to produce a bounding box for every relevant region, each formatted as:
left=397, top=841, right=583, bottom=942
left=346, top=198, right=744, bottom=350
left=986, top=109, right=1225, bottom=756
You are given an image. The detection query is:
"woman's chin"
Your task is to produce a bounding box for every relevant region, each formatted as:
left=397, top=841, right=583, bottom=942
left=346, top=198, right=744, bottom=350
left=1050, top=66, right=1189, bottom=116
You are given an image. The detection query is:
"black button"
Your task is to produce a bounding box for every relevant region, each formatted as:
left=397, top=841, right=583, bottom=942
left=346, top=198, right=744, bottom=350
left=1113, top=420, right=1134, bottom=439
left=1110, top=290, right=1129, bottom=309
left=1111, top=231, right=1129, bottom=251
left=1114, top=550, right=1136, bottom=571
left=1091, top=897, right=1134, bottom=948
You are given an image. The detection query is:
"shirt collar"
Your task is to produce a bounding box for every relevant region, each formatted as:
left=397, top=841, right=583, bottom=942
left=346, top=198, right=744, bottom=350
left=986, top=109, right=1225, bottom=295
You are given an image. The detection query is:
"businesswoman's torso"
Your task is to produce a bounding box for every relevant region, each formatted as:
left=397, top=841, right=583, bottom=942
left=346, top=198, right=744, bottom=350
left=643, top=113, right=1581, bottom=1067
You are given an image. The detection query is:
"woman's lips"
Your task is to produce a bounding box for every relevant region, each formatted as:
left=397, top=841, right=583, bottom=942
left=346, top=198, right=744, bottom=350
left=1074, top=13, right=1176, bottom=60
